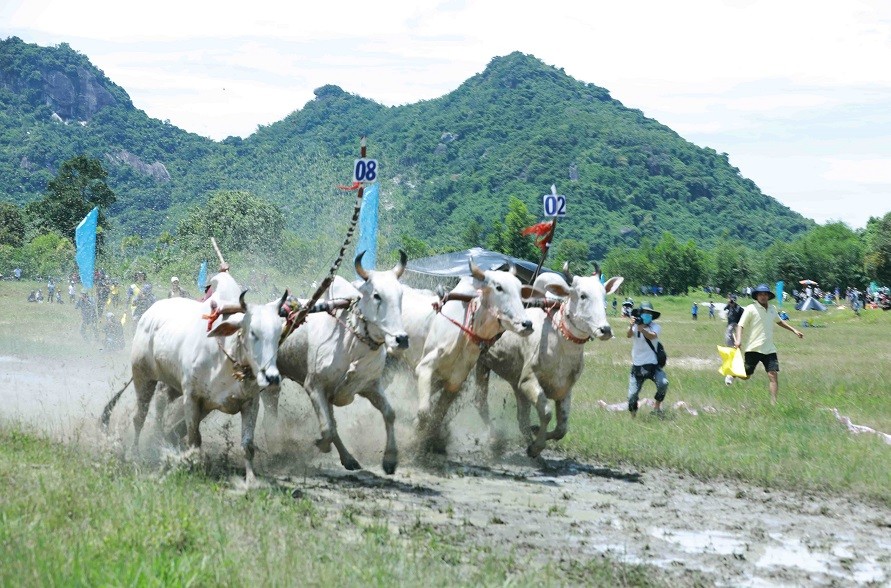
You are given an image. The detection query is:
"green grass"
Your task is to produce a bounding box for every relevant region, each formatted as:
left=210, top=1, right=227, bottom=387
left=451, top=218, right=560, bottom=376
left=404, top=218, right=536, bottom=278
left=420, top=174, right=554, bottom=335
left=0, top=428, right=665, bottom=587
left=560, top=292, right=891, bottom=505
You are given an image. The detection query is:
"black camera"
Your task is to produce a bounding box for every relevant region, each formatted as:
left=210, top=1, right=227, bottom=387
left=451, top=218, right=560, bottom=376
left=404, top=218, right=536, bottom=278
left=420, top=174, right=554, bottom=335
left=633, top=315, right=644, bottom=325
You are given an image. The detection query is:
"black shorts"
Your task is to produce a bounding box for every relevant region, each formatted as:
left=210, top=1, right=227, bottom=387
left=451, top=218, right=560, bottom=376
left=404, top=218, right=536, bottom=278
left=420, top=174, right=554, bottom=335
left=744, top=351, right=779, bottom=375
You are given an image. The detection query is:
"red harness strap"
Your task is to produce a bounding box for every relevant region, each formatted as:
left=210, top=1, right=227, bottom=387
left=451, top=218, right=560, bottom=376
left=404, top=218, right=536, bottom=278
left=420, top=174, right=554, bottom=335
left=201, top=302, right=222, bottom=332
left=435, top=297, right=503, bottom=347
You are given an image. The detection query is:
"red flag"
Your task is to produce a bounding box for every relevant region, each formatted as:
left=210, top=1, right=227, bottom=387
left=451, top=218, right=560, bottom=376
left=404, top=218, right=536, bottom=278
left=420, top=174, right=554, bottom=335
left=337, top=181, right=362, bottom=191
left=521, top=220, right=555, bottom=253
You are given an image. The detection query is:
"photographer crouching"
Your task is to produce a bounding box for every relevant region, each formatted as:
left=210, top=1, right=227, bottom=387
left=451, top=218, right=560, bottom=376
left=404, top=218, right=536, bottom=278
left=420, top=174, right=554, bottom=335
left=626, top=301, right=669, bottom=418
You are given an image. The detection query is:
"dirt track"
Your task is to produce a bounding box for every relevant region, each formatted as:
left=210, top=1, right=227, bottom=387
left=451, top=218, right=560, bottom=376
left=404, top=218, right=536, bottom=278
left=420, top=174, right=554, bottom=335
left=2, top=352, right=889, bottom=586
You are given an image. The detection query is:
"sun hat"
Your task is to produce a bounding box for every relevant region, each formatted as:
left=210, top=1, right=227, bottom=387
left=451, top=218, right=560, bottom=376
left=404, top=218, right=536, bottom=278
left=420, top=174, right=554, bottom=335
left=631, top=300, right=661, bottom=320
left=171, top=276, right=179, bottom=283
left=752, top=284, right=776, bottom=300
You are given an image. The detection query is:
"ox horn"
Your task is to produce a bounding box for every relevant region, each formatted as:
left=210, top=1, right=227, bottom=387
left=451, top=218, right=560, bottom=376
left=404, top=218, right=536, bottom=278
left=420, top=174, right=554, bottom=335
left=355, top=251, right=370, bottom=281
left=507, top=261, right=517, bottom=276
left=393, top=250, right=407, bottom=279
left=217, top=289, right=249, bottom=315
left=469, top=256, right=486, bottom=281
left=592, top=262, right=601, bottom=277
left=562, top=261, right=574, bottom=284
left=277, top=289, right=290, bottom=318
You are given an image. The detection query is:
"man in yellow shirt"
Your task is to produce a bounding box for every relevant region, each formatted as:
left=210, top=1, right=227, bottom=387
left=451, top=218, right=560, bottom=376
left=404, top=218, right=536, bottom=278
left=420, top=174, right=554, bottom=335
left=734, top=284, right=803, bottom=404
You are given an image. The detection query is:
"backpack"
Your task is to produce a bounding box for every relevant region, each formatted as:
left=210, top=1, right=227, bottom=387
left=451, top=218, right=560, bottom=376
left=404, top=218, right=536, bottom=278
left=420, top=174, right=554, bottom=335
left=645, top=337, right=667, bottom=368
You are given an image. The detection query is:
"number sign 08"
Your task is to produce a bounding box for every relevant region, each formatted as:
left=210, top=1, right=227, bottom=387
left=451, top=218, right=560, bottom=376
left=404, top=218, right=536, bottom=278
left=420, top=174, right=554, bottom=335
left=353, top=158, right=379, bottom=183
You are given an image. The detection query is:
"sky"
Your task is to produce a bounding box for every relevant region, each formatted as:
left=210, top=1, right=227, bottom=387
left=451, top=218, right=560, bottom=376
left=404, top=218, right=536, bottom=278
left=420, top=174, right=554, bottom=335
left=3, top=0, right=891, bottom=230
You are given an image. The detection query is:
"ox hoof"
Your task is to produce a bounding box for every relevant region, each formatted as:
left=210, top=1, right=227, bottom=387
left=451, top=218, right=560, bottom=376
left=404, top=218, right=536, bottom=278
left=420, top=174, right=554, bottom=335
left=341, top=457, right=362, bottom=471
left=314, top=438, right=333, bottom=453
left=526, top=443, right=544, bottom=458
left=383, top=457, right=397, bottom=475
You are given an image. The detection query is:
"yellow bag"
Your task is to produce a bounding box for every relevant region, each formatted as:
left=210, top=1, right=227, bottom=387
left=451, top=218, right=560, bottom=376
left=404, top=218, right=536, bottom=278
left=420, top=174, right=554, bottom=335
left=717, top=345, right=748, bottom=379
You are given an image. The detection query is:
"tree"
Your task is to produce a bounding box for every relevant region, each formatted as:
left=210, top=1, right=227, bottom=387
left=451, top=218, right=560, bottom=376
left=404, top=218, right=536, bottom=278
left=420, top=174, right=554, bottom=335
left=653, top=232, right=702, bottom=295
left=486, top=197, right=540, bottom=260
left=864, top=212, right=891, bottom=285
left=30, top=155, right=116, bottom=248
left=0, top=202, right=25, bottom=247
left=551, top=238, right=593, bottom=274
left=177, top=190, right=285, bottom=257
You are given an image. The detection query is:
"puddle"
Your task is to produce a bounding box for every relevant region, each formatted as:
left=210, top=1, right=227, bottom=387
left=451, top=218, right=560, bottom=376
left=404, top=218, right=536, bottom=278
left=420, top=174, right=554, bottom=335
left=650, top=527, right=747, bottom=556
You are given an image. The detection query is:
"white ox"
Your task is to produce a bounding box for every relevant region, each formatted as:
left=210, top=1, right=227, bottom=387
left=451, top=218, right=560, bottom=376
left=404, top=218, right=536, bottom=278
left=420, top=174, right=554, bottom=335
left=414, top=259, right=534, bottom=452
left=262, top=252, right=408, bottom=474
left=101, top=271, right=289, bottom=483
left=476, top=264, right=623, bottom=456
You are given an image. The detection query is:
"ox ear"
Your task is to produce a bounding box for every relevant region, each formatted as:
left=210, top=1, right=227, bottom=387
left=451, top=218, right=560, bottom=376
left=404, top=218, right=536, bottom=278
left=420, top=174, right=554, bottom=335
left=521, top=285, right=536, bottom=299
left=545, top=282, right=571, bottom=297
left=393, top=250, right=407, bottom=279
left=208, top=316, right=243, bottom=338
left=604, top=276, right=624, bottom=295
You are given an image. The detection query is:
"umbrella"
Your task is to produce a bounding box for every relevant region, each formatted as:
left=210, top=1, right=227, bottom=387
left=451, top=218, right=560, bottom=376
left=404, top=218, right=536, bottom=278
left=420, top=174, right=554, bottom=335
left=799, top=279, right=818, bottom=286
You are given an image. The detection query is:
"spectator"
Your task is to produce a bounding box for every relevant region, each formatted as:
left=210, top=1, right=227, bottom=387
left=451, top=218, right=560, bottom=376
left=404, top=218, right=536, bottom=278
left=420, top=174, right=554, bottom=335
left=708, top=301, right=716, bottom=319
left=626, top=301, right=668, bottom=418
left=68, top=281, right=76, bottom=303
left=735, top=284, right=804, bottom=405
left=723, top=295, right=744, bottom=385
left=168, top=276, right=189, bottom=298
left=55, top=291, right=63, bottom=304
left=132, top=283, right=156, bottom=324
left=75, top=293, right=99, bottom=340
left=691, top=301, right=698, bottom=320
left=47, top=278, right=55, bottom=301
left=36, top=289, right=43, bottom=303
left=103, top=312, right=125, bottom=351
left=27, top=291, right=36, bottom=303
left=13, top=268, right=22, bottom=280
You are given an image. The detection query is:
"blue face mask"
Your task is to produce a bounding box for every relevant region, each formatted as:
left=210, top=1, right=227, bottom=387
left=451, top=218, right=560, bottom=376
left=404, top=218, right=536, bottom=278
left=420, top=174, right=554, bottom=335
left=642, top=314, right=653, bottom=325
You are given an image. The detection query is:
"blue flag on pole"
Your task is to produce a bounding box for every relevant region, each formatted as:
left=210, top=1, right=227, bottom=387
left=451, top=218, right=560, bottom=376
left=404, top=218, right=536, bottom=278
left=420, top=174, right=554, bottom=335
left=776, top=281, right=784, bottom=306
left=357, top=183, right=379, bottom=272
left=197, top=260, right=208, bottom=293
left=75, top=207, right=99, bottom=289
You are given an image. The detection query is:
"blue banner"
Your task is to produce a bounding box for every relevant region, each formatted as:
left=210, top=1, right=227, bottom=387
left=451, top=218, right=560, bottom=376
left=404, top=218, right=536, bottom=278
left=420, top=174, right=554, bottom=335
left=197, top=260, right=208, bottom=293
left=75, top=207, right=98, bottom=289
left=776, top=281, right=784, bottom=306
left=357, top=182, right=379, bottom=272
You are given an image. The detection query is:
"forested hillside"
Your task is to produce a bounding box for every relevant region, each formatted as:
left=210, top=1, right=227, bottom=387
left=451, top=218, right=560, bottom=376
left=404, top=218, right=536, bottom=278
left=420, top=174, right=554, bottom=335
left=0, top=37, right=813, bottom=260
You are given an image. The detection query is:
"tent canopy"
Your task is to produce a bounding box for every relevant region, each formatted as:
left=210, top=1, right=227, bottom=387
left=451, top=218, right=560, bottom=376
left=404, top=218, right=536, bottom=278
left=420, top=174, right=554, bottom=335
left=404, top=247, right=555, bottom=287
left=795, top=296, right=826, bottom=311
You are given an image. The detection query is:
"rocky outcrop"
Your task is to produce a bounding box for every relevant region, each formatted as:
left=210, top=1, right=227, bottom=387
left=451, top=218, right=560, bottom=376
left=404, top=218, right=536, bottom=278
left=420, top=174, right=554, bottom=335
left=43, top=67, right=117, bottom=121
left=105, top=150, right=171, bottom=183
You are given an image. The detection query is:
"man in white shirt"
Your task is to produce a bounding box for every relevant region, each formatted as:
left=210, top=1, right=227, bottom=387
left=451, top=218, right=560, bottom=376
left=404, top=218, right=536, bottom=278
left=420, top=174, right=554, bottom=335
left=734, top=284, right=803, bottom=405
left=626, top=301, right=668, bottom=418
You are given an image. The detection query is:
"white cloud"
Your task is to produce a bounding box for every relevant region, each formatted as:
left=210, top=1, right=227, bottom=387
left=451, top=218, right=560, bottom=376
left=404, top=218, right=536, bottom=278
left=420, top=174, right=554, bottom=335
left=824, top=158, right=891, bottom=184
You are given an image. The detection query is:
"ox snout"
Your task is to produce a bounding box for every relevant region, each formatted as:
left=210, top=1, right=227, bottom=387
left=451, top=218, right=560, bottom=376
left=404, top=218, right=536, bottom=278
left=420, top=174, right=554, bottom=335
left=257, top=368, right=281, bottom=388
left=394, top=333, right=409, bottom=349
left=597, top=325, right=613, bottom=340
left=511, top=318, right=534, bottom=337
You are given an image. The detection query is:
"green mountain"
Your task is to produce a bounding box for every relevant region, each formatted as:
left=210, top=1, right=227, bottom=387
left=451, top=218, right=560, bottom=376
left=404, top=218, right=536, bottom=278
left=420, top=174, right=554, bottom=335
left=0, top=37, right=813, bottom=258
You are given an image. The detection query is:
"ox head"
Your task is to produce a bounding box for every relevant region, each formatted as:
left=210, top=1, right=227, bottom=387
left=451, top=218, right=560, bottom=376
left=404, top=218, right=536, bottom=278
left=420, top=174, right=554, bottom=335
left=469, top=257, right=534, bottom=336
left=208, top=289, right=289, bottom=388
left=533, top=263, right=624, bottom=341
left=354, top=250, right=409, bottom=350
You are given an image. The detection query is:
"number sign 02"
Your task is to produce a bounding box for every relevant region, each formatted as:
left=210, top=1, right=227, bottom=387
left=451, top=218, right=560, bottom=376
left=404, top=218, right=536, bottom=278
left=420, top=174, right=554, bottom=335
left=543, top=192, right=566, bottom=217
left=353, top=158, right=379, bottom=183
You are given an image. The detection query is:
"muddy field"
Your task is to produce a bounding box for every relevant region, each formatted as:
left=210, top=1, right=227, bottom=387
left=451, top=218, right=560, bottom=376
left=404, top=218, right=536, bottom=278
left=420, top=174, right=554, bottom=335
left=2, top=352, right=889, bottom=586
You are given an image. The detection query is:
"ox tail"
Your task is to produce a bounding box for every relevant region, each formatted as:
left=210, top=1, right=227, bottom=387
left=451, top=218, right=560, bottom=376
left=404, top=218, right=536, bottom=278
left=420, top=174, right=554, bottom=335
left=100, top=377, right=133, bottom=430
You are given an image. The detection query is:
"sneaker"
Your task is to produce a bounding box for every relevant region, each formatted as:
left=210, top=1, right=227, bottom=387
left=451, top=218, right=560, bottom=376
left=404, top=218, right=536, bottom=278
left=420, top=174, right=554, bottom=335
left=651, top=408, right=665, bottom=419
left=725, top=375, right=734, bottom=386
